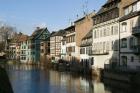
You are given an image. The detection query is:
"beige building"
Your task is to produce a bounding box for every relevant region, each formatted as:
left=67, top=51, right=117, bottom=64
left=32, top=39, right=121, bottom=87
left=74, top=13, right=95, bottom=60
left=119, top=0, right=140, bottom=69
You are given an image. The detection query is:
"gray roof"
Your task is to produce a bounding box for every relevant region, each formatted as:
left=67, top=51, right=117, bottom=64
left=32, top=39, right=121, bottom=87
left=51, top=30, right=66, bottom=37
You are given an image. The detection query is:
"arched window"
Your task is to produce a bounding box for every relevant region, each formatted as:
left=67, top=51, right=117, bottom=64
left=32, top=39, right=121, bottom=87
left=121, top=22, right=127, bottom=32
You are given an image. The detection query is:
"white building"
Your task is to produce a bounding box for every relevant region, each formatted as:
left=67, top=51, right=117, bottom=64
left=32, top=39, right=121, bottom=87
left=80, top=30, right=93, bottom=67
left=119, top=0, right=140, bottom=69
left=19, top=35, right=30, bottom=63
left=60, top=35, right=67, bottom=60
left=65, top=25, right=79, bottom=62
left=50, top=30, right=65, bottom=62
left=92, top=0, right=121, bottom=69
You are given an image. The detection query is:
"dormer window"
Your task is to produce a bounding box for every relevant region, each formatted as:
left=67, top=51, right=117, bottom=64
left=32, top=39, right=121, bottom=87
left=132, top=3, right=137, bottom=12
left=124, top=2, right=138, bottom=15
left=124, top=7, right=129, bottom=15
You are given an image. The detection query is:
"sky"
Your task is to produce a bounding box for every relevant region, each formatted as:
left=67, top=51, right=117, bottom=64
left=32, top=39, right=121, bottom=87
left=0, top=0, right=106, bottom=35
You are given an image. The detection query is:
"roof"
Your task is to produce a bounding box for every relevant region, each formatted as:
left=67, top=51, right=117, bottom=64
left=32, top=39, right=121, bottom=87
left=10, top=33, right=28, bottom=43
left=30, top=28, right=44, bottom=39
left=30, top=27, right=50, bottom=40
left=93, top=0, right=120, bottom=17
left=64, top=25, right=75, bottom=34
left=75, top=12, right=95, bottom=23
left=64, top=25, right=75, bottom=31
left=50, top=30, right=66, bottom=37
left=18, top=35, right=29, bottom=42
left=74, top=17, right=85, bottom=23
left=123, top=0, right=138, bottom=9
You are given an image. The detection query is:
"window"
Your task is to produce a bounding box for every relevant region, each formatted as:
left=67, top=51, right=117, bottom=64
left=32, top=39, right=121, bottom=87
left=131, top=56, right=134, bottom=62
left=80, top=48, right=85, bottom=54
left=104, top=28, right=106, bottom=36
left=130, top=20, right=134, bottom=32
left=132, top=3, right=137, bottom=12
left=62, top=41, right=65, bottom=45
left=121, top=56, right=127, bottom=67
left=121, top=38, right=127, bottom=48
left=128, top=5, right=133, bottom=13
left=124, top=8, right=129, bottom=15
left=94, top=30, right=96, bottom=38
left=114, top=26, right=118, bottom=35
left=113, top=41, right=118, bottom=51
left=104, top=42, right=106, bottom=50
left=129, top=37, right=135, bottom=49
left=41, top=49, right=44, bottom=53
left=122, top=22, right=127, bottom=32
left=111, top=26, right=114, bottom=35
left=86, top=47, right=89, bottom=54
left=41, top=43, right=44, bottom=46
left=100, top=29, right=102, bottom=37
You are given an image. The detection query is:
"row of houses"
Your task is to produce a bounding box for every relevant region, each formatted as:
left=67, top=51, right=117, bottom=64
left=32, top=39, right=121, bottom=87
left=50, top=0, right=140, bottom=70
left=8, top=27, right=50, bottom=64
left=8, top=0, right=140, bottom=70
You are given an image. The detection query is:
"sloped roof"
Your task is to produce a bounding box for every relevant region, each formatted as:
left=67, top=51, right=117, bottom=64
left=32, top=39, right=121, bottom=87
left=10, top=33, right=28, bottom=43
left=93, top=0, right=120, bottom=17
left=32, top=28, right=44, bottom=36
left=51, top=30, right=66, bottom=37
left=18, top=35, right=28, bottom=42
left=30, top=27, right=50, bottom=40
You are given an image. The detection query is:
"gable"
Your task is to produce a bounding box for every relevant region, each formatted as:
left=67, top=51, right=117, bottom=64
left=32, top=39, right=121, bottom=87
left=35, top=28, right=50, bottom=40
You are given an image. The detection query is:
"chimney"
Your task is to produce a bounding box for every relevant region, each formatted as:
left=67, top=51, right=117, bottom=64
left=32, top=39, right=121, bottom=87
left=36, top=27, right=40, bottom=30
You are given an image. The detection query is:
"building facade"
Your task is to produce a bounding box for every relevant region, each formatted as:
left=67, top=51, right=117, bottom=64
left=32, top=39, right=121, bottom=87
left=60, top=34, right=67, bottom=60
left=30, top=27, right=50, bottom=63
left=50, top=30, right=65, bottom=62
left=119, top=0, right=140, bottom=69
left=74, top=13, right=95, bottom=60
left=92, top=0, right=121, bottom=69
left=65, top=26, right=79, bottom=62
left=80, top=30, right=93, bottom=68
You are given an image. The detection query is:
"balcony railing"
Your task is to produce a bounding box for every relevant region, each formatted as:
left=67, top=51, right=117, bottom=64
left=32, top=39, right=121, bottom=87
left=89, top=50, right=109, bottom=55
left=132, top=45, right=140, bottom=55
left=132, top=26, right=140, bottom=36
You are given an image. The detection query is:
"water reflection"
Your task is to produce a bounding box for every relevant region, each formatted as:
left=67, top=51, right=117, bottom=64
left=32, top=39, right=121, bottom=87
left=5, top=65, right=140, bottom=93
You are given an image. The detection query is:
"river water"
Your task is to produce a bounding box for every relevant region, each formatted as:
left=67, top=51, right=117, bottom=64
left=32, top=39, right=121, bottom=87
left=4, top=65, right=139, bottom=93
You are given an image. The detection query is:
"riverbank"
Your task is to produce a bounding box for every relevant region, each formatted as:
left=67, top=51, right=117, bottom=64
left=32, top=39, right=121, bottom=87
left=102, top=66, right=140, bottom=86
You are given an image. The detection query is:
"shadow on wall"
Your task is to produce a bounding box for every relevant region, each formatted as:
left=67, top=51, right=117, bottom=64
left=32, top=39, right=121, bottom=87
left=105, top=16, right=140, bottom=70
left=0, top=66, right=13, bottom=93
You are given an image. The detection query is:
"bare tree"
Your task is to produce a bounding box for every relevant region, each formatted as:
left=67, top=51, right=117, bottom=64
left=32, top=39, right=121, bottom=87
left=0, top=24, right=17, bottom=51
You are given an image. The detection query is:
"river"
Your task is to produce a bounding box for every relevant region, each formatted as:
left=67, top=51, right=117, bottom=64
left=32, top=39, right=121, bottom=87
left=4, top=64, right=139, bottom=93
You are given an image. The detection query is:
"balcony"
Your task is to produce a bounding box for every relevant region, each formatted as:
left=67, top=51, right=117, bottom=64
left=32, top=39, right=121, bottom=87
left=132, top=45, right=140, bottom=55
left=89, top=50, right=109, bottom=55
left=132, top=26, right=140, bottom=36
